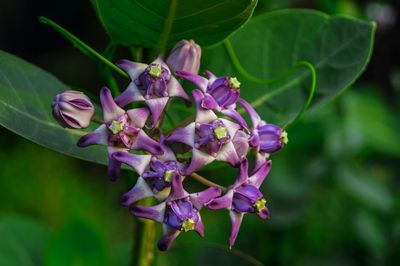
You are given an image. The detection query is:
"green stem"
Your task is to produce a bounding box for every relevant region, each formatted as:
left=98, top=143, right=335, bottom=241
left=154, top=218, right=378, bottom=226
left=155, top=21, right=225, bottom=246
left=190, top=173, right=227, bottom=192
left=131, top=198, right=156, bottom=266
left=39, top=16, right=129, bottom=79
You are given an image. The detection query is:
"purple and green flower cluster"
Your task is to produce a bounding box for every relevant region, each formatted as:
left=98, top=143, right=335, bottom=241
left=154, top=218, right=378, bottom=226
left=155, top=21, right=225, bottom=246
left=52, top=40, right=288, bottom=251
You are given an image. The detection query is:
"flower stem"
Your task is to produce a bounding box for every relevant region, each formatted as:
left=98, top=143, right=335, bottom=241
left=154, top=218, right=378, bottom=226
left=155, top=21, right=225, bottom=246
left=131, top=200, right=156, bottom=266
left=190, top=172, right=227, bottom=192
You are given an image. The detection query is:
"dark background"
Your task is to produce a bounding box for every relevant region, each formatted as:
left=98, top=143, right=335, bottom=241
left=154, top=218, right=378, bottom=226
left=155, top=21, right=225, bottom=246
left=0, top=0, right=399, bottom=265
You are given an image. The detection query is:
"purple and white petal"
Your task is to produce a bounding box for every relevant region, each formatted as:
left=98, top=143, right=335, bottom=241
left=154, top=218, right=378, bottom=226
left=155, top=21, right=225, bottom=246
left=158, top=135, right=177, bottom=162
left=107, top=147, right=128, bottom=181
left=190, top=186, right=222, bottom=210
left=202, top=93, right=219, bottom=110
left=221, top=109, right=248, bottom=129
left=169, top=173, right=188, bottom=200
left=184, top=149, right=215, bottom=175
left=194, top=215, right=205, bottom=237
left=131, top=130, right=164, bottom=155
left=126, top=107, right=150, bottom=128
left=249, top=160, right=272, bottom=188
left=116, top=59, right=148, bottom=80
left=112, top=152, right=152, bottom=175
left=167, top=76, right=191, bottom=104
left=145, top=97, right=169, bottom=128
left=229, top=211, right=244, bottom=248
left=234, top=159, right=249, bottom=187
left=77, top=124, right=108, bottom=147
left=238, top=98, right=261, bottom=127
left=166, top=122, right=195, bottom=147
left=193, top=90, right=218, bottom=124
left=257, top=208, right=270, bottom=219
left=205, top=70, right=218, bottom=84
left=157, top=225, right=181, bottom=251
left=176, top=70, right=208, bottom=92
left=115, top=82, right=145, bottom=107
left=120, top=177, right=153, bottom=206
left=100, top=87, right=125, bottom=122
left=207, top=190, right=234, bottom=210
left=130, top=202, right=166, bottom=223
left=215, top=142, right=240, bottom=167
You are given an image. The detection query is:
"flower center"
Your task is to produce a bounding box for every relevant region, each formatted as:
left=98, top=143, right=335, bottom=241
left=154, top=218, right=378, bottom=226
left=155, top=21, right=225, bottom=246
left=254, top=198, right=266, bottom=213
left=280, top=131, right=288, bottom=145
left=148, top=64, right=163, bottom=78
left=228, top=77, right=240, bottom=90
left=164, top=169, right=174, bottom=182
left=108, top=120, right=124, bottom=134
left=213, top=125, right=228, bottom=140
left=181, top=218, right=196, bottom=232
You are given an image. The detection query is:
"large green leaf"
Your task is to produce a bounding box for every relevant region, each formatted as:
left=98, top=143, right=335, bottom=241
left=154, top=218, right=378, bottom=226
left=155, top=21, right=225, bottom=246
left=93, top=0, right=258, bottom=50
left=0, top=50, right=107, bottom=165
left=202, top=9, right=376, bottom=124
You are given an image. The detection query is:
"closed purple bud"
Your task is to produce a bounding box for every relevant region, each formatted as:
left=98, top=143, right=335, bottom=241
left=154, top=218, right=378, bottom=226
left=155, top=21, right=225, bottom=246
left=251, top=123, right=288, bottom=153
left=52, top=90, right=95, bottom=129
left=167, top=40, right=201, bottom=74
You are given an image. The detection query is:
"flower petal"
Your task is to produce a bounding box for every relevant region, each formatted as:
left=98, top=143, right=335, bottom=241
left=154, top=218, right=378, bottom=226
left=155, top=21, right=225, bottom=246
left=234, top=158, right=249, bottom=186
left=257, top=207, right=270, bottom=219
left=207, top=190, right=234, bottom=210
left=229, top=211, right=244, bottom=248
left=221, top=109, right=248, bottom=129
left=130, top=202, right=166, bottom=223
left=100, top=87, right=125, bottom=122
left=115, top=82, right=145, bottom=107
left=238, top=98, right=261, bottom=127
left=166, top=122, right=195, bottom=147
left=167, top=76, right=191, bottom=105
left=120, top=177, right=153, bottom=206
left=169, top=173, right=188, bottom=200
left=249, top=160, right=272, bottom=188
left=116, top=59, right=147, bottom=80
left=157, top=225, right=181, bottom=251
left=107, top=147, right=128, bottom=181
left=202, top=93, right=219, bottom=110
left=176, top=70, right=208, bottom=92
left=215, top=142, right=240, bottom=167
left=77, top=124, right=108, bottom=147
left=190, top=186, right=222, bottom=210
left=126, top=107, right=150, bottom=128
left=193, top=89, right=218, bottom=124
left=112, top=152, right=152, bottom=175
left=131, top=130, right=164, bottom=155
left=205, top=70, right=218, bottom=83
left=145, top=97, right=169, bottom=128
left=184, top=149, right=215, bottom=175
left=194, top=215, right=205, bottom=237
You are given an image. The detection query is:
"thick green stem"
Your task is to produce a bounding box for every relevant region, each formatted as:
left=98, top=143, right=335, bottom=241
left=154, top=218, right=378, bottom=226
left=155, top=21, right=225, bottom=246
left=131, top=199, right=156, bottom=266
left=190, top=173, right=227, bottom=192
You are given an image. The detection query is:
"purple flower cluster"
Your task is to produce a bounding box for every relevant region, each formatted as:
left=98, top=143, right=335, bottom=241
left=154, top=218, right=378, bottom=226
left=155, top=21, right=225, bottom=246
left=52, top=40, right=288, bottom=251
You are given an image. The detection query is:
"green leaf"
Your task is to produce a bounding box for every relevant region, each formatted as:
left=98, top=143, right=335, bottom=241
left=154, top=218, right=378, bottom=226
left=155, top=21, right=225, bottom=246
left=202, top=9, right=376, bottom=124
left=93, top=0, right=258, bottom=51
left=0, top=50, right=108, bottom=165
left=0, top=215, right=49, bottom=266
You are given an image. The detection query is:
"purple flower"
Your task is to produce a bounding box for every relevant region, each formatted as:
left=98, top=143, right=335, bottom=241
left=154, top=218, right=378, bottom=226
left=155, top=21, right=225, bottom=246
left=115, top=57, right=191, bottom=127
left=166, top=89, right=242, bottom=175
left=166, top=40, right=201, bottom=74
left=77, top=87, right=163, bottom=180
left=112, top=136, right=185, bottom=205
left=130, top=173, right=221, bottom=251
left=52, top=90, right=95, bottom=129
left=239, top=98, right=288, bottom=154
left=177, top=70, right=247, bottom=127
left=208, top=158, right=272, bottom=247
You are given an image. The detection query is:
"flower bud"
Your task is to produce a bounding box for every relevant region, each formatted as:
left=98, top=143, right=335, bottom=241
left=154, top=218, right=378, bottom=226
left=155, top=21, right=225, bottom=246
left=52, top=90, right=95, bottom=129
left=167, top=40, right=201, bottom=74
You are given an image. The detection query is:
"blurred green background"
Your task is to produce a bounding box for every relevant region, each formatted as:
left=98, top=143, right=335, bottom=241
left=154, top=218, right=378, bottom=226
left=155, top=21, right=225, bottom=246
left=1, top=0, right=399, bottom=265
